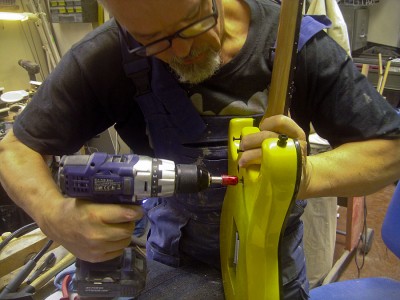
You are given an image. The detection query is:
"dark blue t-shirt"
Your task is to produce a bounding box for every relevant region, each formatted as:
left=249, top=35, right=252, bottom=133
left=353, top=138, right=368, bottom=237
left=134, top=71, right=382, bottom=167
left=13, top=0, right=400, bottom=154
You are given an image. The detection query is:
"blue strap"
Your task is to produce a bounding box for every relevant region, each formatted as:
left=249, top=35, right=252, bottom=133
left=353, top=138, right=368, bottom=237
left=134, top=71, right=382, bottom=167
left=299, top=15, right=332, bottom=50
left=269, top=15, right=332, bottom=67
left=117, top=22, right=206, bottom=144
left=118, top=22, right=153, bottom=96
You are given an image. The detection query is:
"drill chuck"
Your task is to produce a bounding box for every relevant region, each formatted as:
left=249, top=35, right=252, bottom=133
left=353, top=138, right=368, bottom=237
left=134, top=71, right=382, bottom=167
left=175, top=164, right=210, bottom=193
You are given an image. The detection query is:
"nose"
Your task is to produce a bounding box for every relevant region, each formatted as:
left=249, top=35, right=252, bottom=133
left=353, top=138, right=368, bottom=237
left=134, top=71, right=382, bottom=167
left=170, top=37, right=194, bottom=58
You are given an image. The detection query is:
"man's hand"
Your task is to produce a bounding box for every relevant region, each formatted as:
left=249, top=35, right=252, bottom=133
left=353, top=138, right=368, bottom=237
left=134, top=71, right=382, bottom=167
left=38, top=197, right=143, bottom=262
left=238, top=115, right=400, bottom=199
left=0, top=130, right=144, bottom=263
left=238, top=115, right=310, bottom=198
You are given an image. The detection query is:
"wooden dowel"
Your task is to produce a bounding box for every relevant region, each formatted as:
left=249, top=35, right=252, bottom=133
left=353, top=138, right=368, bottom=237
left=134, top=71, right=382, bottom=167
left=379, top=60, right=392, bottom=95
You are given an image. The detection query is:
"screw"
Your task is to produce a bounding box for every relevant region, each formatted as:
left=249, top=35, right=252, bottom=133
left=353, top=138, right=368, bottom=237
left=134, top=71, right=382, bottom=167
left=277, top=134, right=288, bottom=147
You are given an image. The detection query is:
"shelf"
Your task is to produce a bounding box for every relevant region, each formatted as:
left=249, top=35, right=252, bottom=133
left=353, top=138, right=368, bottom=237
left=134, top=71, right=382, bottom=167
left=338, top=0, right=380, bottom=6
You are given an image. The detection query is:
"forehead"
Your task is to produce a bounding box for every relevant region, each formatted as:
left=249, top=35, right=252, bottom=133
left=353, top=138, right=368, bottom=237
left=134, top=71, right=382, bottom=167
left=108, top=0, right=202, bottom=34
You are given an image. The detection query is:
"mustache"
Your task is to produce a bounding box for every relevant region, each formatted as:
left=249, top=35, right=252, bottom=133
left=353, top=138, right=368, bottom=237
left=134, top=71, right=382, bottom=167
left=169, top=47, right=207, bottom=64
left=168, top=46, right=221, bottom=84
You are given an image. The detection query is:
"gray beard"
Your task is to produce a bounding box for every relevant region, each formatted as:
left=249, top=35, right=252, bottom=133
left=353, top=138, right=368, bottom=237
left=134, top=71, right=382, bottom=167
left=169, top=47, right=221, bottom=84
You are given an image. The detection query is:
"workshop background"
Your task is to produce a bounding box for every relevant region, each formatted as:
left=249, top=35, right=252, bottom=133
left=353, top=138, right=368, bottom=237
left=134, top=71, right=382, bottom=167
left=0, top=0, right=399, bottom=92
left=0, top=0, right=399, bottom=296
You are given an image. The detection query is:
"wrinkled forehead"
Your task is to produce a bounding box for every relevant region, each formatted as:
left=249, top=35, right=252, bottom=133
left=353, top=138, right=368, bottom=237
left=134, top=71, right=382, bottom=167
left=101, top=0, right=203, bottom=35
left=100, top=0, right=201, bottom=24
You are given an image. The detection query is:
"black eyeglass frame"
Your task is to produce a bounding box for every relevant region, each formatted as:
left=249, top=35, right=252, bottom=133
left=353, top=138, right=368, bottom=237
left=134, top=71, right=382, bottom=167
left=125, top=0, right=218, bottom=57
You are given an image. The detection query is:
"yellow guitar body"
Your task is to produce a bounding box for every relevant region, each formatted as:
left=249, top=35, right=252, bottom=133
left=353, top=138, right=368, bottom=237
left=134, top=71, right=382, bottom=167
left=220, top=118, right=301, bottom=300
left=220, top=0, right=304, bottom=298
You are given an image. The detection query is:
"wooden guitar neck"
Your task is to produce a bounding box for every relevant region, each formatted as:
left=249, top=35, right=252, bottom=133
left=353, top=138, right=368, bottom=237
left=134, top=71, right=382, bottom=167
left=264, top=0, right=304, bottom=118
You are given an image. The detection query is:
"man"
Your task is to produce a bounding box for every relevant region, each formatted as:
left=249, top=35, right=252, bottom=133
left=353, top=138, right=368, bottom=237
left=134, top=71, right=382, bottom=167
left=0, top=0, right=399, bottom=299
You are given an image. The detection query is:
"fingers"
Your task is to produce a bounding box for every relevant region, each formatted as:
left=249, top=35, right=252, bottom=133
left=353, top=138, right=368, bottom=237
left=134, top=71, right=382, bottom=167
left=240, top=115, right=306, bottom=152
left=259, top=115, right=306, bottom=141
left=41, top=198, right=143, bottom=263
left=238, top=148, right=262, bottom=168
left=239, top=130, right=278, bottom=151
left=74, top=200, right=139, bottom=243
left=83, top=236, right=133, bottom=262
left=238, top=115, right=307, bottom=168
left=99, top=204, right=144, bottom=224
left=106, top=221, right=136, bottom=241
left=240, top=115, right=307, bottom=150
left=100, top=250, right=127, bottom=262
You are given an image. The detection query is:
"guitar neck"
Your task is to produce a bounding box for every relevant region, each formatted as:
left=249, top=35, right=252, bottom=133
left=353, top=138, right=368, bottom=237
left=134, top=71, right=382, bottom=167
left=264, top=0, right=304, bottom=119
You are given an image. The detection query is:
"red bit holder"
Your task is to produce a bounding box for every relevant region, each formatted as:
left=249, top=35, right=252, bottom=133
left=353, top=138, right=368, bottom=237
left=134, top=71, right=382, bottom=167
left=211, top=175, right=239, bottom=186
left=222, top=175, right=239, bottom=186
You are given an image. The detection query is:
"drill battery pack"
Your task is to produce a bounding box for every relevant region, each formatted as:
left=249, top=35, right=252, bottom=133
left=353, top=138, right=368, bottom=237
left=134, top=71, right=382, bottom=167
left=75, top=246, right=146, bottom=298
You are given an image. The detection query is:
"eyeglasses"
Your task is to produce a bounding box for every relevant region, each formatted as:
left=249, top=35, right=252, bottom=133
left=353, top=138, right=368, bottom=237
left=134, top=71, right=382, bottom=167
left=127, top=0, right=218, bottom=57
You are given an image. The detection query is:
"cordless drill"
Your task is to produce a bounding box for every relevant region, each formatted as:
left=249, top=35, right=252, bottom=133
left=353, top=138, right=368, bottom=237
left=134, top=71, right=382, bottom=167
left=58, top=152, right=237, bottom=298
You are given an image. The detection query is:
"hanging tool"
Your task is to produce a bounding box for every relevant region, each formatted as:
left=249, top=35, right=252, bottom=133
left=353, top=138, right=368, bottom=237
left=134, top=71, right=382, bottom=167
left=18, top=60, right=40, bottom=82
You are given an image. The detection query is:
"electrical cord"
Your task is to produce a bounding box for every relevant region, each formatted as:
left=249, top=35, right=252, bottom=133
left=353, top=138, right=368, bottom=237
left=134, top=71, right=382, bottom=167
left=0, top=239, right=53, bottom=297
left=0, top=223, right=54, bottom=298
left=26, top=252, right=56, bottom=284
left=0, top=222, right=38, bottom=252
